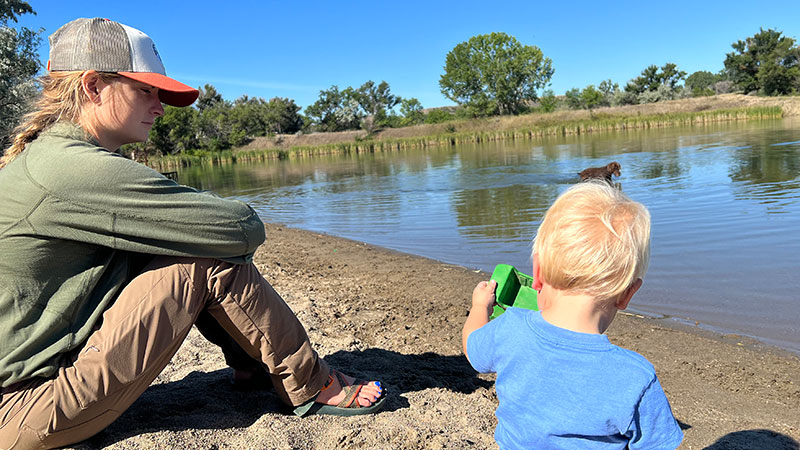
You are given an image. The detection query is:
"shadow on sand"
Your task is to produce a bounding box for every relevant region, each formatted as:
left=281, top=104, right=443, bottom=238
left=74, top=348, right=491, bottom=448
left=703, top=429, right=799, bottom=450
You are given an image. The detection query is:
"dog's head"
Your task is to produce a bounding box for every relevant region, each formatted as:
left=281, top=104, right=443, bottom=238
left=607, top=162, right=621, bottom=177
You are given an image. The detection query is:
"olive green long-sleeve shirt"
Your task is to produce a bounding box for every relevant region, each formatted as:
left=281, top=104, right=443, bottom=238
left=0, top=122, right=266, bottom=387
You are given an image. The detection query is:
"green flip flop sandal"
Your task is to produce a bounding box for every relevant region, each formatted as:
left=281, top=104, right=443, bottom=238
left=293, top=369, right=386, bottom=417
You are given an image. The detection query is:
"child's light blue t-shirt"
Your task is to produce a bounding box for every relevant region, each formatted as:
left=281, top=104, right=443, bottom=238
left=467, top=308, right=683, bottom=450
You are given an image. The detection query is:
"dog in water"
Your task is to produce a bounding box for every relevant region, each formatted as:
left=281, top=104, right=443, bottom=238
left=578, top=162, right=621, bottom=183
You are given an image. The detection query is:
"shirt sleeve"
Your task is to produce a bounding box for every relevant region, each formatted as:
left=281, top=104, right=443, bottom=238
left=466, top=315, right=501, bottom=373
left=29, top=145, right=265, bottom=263
left=628, top=376, right=684, bottom=449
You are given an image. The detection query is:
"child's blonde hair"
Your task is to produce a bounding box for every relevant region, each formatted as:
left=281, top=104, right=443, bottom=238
left=532, top=181, right=650, bottom=301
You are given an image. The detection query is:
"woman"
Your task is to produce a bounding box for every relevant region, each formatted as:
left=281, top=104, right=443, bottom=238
left=0, top=18, right=384, bottom=449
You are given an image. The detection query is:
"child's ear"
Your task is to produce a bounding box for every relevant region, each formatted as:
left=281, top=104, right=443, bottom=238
left=616, top=278, right=643, bottom=310
left=532, top=254, right=543, bottom=291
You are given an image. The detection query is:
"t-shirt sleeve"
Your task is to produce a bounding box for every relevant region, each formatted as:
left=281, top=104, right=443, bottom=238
left=465, top=315, right=500, bottom=374
left=628, top=376, right=684, bottom=449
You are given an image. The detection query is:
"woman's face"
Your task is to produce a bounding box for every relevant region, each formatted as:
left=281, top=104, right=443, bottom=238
left=90, top=75, right=164, bottom=151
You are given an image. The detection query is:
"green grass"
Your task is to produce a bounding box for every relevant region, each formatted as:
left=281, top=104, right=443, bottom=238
left=149, top=106, right=782, bottom=170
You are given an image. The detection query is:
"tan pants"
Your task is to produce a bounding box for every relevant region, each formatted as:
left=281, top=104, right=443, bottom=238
left=0, top=256, right=329, bottom=450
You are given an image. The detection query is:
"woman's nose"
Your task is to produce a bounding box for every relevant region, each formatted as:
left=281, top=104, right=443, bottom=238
left=153, top=100, right=164, bottom=117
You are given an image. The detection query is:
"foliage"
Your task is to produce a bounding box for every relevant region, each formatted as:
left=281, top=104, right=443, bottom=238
left=598, top=79, right=619, bottom=98
left=564, top=88, right=582, bottom=110
left=354, top=80, right=400, bottom=133
left=564, top=83, right=613, bottom=110
left=230, top=96, right=303, bottom=135
left=537, top=89, right=557, bottom=113
left=424, top=108, right=456, bottom=124
left=625, top=63, right=687, bottom=96
left=399, top=98, right=424, bottom=125
left=149, top=105, right=199, bottom=154
left=724, top=28, right=800, bottom=95
left=195, top=84, right=225, bottom=111
left=711, top=80, right=735, bottom=94
left=685, top=71, right=723, bottom=96
left=580, top=85, right=606, bottom=110
left=304, top=85, right=362, bottom=132
left=637, top=84, right=686, bottom=104
left=304, top=81, right=404, bottom=133
left=439, top=32, right=554, bottom=116
left=1, top=0, right=41, bottom=149
left=143, top=84, right=304, bottom=155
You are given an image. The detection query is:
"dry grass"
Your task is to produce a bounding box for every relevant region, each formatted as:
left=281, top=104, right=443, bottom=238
left=240, top=94, right=800, bottom=151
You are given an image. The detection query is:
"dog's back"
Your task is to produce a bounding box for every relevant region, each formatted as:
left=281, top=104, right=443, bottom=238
left=578, top=162, right=621, bottom=182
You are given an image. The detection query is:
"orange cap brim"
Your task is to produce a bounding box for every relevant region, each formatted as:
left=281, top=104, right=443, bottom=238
left=118, top=72, right=199, bottom=107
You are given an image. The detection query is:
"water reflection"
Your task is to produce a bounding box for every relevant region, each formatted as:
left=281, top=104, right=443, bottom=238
left=727, top=134, right=800, bottom=213
left=178, top=117, right=800, bottom=354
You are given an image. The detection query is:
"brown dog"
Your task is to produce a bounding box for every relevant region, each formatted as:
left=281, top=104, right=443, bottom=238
left=578, top=162, right=621, bottom=183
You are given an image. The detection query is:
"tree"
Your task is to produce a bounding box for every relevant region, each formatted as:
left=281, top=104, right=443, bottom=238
left=622, top=63, right=687, bottom=104
left=598, top=79, right=619, bottom=97
left=1, top=0, right=41, bottom=149
left=439, top=32, right=554, bottom=116
left=685, top=70, right=720, bottom=96
left=355, top=80, right=399, bottom=133
left=229, top=96, right=303, bottom=136
left=625, top=63, right=686, bottom=95
left=399, top=98, right=424, bottom=125
left=564, top=88, right=583, bottom=110
left=195, top=84, right=225, bottom=111
left=263, top=97, right=303, bottom=134
left=148, top=105, right=199, bottom=155
left=537, top=89, right=557, bottom=113
left=580, top=85, right=605, bottom=110
left=304, top=85, right=363, bottom=132
left=724, top=28, right=800, bottom=95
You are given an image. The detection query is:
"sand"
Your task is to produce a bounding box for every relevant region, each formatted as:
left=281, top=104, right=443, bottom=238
left=68, top=224, right=800, bottom=449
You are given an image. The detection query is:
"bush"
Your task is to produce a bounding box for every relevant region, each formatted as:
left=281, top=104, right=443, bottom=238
left=424, top=108, right=456, bottom=124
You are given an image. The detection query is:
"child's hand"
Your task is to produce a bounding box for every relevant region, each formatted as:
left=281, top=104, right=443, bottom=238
left=472, top=280, right=497, bottom=317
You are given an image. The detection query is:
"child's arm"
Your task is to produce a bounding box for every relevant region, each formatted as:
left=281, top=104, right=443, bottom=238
left=462, top=280, right=497, bottom=360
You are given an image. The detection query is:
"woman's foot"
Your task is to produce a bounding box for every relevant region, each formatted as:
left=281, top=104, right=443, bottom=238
left=315, top=369, right=383, bottom=408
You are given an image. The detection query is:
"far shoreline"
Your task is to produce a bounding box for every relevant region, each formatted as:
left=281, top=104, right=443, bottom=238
left=148, top=93, right=800, bottom=170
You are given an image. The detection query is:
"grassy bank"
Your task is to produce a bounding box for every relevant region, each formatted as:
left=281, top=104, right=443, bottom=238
left=150, top=104, right=782, bottom=170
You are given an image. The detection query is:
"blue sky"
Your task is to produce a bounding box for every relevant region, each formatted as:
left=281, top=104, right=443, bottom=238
left=17, top=0, right=800, bottom=111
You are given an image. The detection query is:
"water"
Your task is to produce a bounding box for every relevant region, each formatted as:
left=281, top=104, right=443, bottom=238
left=179, top=118, right=800, bottom=354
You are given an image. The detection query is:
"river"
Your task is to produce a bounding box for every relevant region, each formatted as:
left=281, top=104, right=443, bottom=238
left=178, top=117, right=800, bottom=354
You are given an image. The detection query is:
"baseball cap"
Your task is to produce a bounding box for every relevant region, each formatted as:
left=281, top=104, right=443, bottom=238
left=48, top=18, right=199, bottom=107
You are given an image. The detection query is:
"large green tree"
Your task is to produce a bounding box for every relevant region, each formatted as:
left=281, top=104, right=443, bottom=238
left=724, top=28, right=800, bottom=95
left=625, top=63, right=686, bottom=95
left=439, top=32, right=554, bottom=116
left=148, top=105, right=199, bottom=155
left=685, top=70, right=723, bottom=95
left=399, top=98, right=424, bottom=125
left=230, top=95, right=303, bottom=135
left=354, top=80, right=400, bottom=133
left=304, top=85, right=362, bottom=132
left=1, top=0, right=41, bottom=149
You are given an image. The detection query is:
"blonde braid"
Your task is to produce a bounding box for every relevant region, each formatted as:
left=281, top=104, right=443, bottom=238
left=0, top=71, right=120, bottom=169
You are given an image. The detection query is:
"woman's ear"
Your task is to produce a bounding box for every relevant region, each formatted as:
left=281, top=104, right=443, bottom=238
left=81, top=70, right=103, bottom=103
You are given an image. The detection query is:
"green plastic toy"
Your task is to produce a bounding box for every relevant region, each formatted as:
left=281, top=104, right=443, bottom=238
left=490, top=264, right=539, bottom=319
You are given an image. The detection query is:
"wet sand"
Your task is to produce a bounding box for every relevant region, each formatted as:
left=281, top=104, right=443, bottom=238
left=69, top=224, right=800, bottom=449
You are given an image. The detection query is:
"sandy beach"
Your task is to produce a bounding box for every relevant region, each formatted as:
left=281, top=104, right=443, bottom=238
left=68, top=223, right=800, bottom=449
